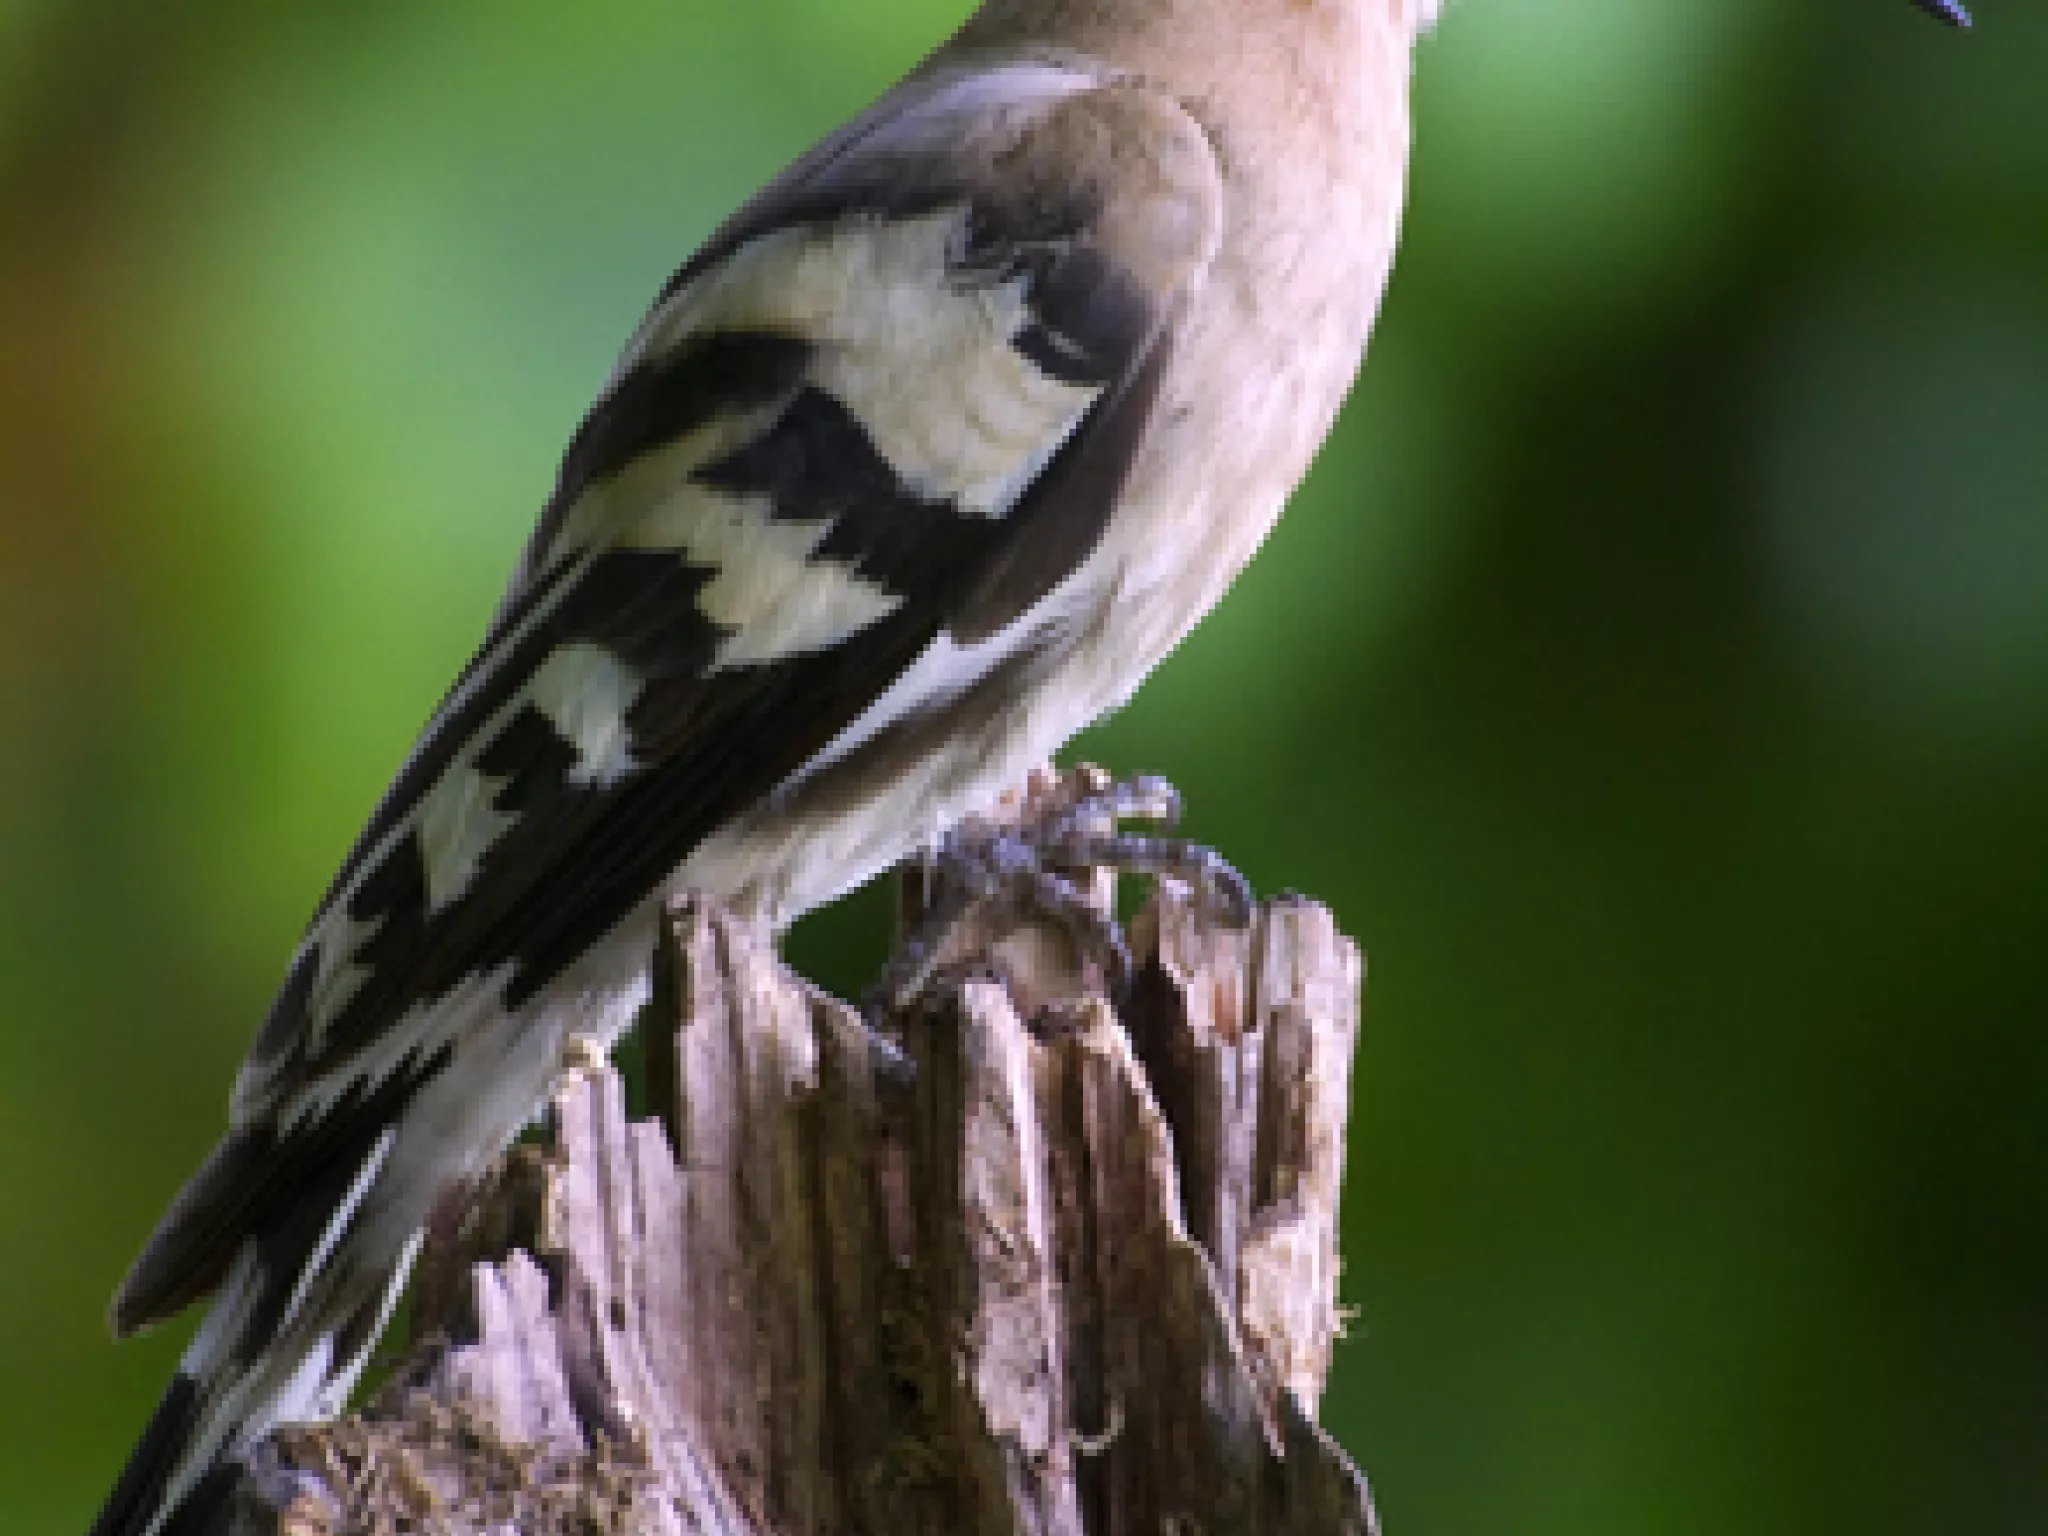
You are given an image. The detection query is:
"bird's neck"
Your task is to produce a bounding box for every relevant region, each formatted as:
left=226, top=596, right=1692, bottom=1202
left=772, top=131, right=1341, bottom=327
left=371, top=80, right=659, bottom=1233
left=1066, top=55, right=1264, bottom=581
left=952, top=0, right=1430, bottom=51
left=943, top=0, right=1420, bottom=173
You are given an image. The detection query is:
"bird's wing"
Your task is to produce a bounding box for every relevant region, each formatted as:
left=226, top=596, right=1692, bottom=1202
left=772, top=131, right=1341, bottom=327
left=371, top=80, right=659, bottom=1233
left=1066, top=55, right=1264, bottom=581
left=112, top=60, right=1223, bottom=1335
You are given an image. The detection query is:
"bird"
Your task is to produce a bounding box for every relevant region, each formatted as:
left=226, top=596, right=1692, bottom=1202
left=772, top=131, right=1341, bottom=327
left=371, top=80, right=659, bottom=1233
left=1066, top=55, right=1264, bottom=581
left=88, top=0, right=1970, bottom=1532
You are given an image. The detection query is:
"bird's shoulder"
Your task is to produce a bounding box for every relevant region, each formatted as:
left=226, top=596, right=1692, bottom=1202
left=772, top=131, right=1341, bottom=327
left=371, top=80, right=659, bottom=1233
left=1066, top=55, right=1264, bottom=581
left=515, top=55, right=1225, bottom=591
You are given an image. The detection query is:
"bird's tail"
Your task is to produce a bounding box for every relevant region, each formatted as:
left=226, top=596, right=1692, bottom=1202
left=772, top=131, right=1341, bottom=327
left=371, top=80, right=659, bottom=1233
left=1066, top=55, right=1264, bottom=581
left=89, top=1126, right=422, bottom=1536
left=88, top=1371, right=244, bottom=1536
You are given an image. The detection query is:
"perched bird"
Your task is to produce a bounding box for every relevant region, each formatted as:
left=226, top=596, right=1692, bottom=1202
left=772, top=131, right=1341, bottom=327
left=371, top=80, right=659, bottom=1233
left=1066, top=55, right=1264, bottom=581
left=89, top=0, right=1968, bottom=1532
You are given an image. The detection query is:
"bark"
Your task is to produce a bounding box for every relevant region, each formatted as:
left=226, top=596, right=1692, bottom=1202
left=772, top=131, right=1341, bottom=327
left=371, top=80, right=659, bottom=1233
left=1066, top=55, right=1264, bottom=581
left=224, top=780, right=1376, bottom=1536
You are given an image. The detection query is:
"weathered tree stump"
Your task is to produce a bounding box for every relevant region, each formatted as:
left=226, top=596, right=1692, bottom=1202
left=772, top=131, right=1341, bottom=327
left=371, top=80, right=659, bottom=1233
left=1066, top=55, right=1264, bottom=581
left=225, top=773, right=1375, bottom=1536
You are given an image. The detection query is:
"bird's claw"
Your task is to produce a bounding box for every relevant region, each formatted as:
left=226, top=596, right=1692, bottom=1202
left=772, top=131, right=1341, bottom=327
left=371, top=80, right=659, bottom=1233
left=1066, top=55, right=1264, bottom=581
left=866, top=767, right=1252, bottom=1019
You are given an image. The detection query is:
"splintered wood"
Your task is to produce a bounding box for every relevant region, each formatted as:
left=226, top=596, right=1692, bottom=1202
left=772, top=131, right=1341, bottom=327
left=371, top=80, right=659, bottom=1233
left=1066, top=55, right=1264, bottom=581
left=231, top=861, right=1374, bottom=1535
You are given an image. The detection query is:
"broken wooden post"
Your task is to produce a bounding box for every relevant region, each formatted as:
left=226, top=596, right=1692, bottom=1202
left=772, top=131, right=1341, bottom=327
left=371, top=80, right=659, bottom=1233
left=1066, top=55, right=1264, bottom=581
left=222, top=772, right=1376, bottom=1536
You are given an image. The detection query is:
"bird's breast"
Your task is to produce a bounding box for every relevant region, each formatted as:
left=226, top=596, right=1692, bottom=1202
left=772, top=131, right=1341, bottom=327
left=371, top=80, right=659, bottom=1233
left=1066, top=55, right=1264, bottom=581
left=1080, top=115, right=1410, bottom=702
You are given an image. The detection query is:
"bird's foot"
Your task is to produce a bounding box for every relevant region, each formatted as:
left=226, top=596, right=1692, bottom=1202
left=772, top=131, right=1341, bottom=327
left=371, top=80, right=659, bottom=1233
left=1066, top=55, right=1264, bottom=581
left=864, top=766, right=1252, bottom=1027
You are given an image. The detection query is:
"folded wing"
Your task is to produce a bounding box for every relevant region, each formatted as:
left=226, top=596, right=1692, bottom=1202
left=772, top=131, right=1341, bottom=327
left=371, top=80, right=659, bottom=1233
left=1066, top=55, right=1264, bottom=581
left=112, top=61, right=1224, bottom=1339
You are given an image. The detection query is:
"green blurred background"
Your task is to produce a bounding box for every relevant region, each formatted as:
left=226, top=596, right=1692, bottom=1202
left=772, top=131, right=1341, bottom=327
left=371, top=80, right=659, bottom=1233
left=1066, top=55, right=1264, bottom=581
left=3, top=0, right=2044, bottom=1531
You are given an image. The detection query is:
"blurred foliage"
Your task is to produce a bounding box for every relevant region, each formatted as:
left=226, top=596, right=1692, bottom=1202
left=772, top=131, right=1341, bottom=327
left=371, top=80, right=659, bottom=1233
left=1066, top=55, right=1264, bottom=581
left=3, top=2, right=2045, bottom=1533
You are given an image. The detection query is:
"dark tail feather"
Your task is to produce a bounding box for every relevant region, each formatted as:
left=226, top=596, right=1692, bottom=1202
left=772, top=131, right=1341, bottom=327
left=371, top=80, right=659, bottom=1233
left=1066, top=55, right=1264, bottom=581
left=87, top=1375, right=238, bottom=1536
left=110, top=1129, right=272, bottom=1341
left=92, top=1127, right=415, bottom=1536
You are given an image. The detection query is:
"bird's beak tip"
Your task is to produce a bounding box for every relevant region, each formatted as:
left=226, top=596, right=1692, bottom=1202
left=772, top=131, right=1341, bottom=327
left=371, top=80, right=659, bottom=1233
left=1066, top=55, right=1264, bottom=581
left=1916, top=0, right=1973, bottom=27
